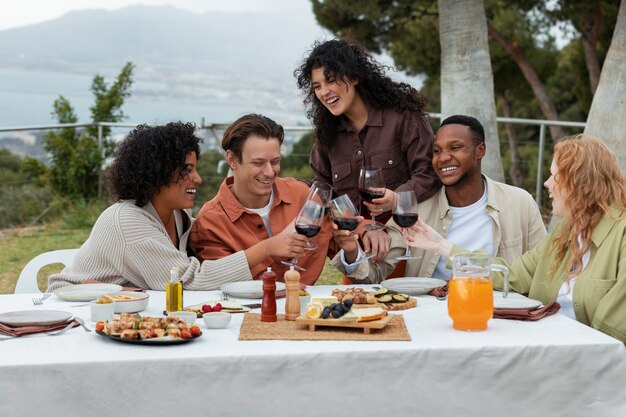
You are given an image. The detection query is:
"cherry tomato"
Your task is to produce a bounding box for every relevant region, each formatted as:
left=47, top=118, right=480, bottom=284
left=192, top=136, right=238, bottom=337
left=202, top=304, right=212, bottom=313
left=95, top=322, right=105, bottom=332
left=181, top=329, right=192, bottom=339
left=190, top=326, right=201, bottom=337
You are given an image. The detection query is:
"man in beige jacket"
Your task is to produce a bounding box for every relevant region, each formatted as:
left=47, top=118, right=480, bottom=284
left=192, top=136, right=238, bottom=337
left=332, top=115, right=547, bottom=282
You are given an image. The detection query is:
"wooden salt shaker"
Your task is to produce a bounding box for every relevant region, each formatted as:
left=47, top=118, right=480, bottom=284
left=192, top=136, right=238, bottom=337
left=284, top=266, right=301, bottom=321
left=261, top=267, right=277, bottom=322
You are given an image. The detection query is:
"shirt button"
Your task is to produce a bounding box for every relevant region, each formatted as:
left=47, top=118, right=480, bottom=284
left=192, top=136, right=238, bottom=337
left=388, top=160, right=393, bottom=165
left=357, top=150, right=362, bottom=155
left=257, top=224, right=263, bottom=229
left=334, top=174, right=338, bottom=179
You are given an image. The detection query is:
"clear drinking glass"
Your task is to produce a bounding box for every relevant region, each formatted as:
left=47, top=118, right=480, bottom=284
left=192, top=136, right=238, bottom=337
left=358, top=166, right=386, bottom=231
left=281, top=199, right=325, bottom=271
left=393, top=191, right=421, bottom=260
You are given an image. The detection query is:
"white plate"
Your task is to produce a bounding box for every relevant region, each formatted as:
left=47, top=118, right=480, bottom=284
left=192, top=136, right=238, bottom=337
left=494, top=297, right=543, bottom=310
left=0, top=310, right=73, bottom=327
left=381, top=277, right=448, bottom=295
left=54, top=284, right=123, bottom=301
left=221, top=281, right=286, bottom=299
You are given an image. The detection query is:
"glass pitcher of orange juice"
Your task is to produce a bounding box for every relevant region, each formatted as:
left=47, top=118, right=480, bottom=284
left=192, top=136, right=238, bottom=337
left=448, top=253, right=509, bottom=331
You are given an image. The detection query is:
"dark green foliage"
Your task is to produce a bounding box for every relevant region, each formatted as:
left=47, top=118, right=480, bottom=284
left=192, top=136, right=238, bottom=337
left=43, top=63, right=134, bottom=199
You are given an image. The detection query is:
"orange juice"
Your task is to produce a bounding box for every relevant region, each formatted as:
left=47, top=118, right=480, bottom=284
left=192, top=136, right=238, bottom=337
left=448, top=277, right=493, bottom=331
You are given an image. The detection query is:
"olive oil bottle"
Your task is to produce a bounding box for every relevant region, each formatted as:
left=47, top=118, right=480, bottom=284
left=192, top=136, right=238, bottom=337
left=166, top=266, right=183, bottom=313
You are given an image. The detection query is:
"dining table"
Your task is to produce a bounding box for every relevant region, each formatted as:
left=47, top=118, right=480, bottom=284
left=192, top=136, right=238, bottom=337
left=1, top=285, right=625, bottom=417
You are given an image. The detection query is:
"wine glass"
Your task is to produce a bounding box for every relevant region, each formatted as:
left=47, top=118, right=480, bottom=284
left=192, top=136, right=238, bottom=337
left=393, top=190, right=421, bottom=260
left=330, top=194, right=376, bottom=260
left=358, top=166, right=386, bottom=231
left=307, top=181, right=333, bottom=207
left=281, top=199, right=325, bottom=271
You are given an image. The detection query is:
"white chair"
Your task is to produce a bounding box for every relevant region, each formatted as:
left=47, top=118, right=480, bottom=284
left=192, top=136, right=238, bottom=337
left=15, top=249, right=79, bottom=294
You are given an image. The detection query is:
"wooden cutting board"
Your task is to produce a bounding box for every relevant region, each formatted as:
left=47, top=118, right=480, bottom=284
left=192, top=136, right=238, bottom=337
left=354, top=297, right=417, bottom=311
left=295, top=315, right=392, bottom=334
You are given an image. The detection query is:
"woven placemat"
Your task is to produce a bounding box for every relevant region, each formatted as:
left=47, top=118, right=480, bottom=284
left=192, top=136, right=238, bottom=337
left=239, top=313, right=411, bottom=341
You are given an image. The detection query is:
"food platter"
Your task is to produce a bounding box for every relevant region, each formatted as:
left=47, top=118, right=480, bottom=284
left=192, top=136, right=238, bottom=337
left=96, top=330, right=200, bottom=345
left=54, top=284, right=123, bottom=301
left=0, top=310, right=73, bottom=327
left=295, top=315, right=392, bottom=334
left=380, top=277, right=447, bottom=295
left=221, top=281, right=285, bottom=299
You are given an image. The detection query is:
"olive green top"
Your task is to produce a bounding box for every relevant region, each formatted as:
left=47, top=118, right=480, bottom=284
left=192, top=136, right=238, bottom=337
left=450, top=207, right=626, bottom=344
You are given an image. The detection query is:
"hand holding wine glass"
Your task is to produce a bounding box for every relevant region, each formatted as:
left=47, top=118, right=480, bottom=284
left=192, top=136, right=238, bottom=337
left=330, top=194, right=377, bottom=261
left=281, top=199, right=325, bottom=271
left=393, top=191, right=421, bottom=260
left=358, top=166, right=386, bottom=231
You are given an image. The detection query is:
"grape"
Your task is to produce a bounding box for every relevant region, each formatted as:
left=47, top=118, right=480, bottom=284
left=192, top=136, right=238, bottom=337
left=331, top=309, right=341, bottom=318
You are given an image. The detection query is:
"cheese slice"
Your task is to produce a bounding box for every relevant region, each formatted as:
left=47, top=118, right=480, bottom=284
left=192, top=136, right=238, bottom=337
left=352, top=307, right=387, bottom=322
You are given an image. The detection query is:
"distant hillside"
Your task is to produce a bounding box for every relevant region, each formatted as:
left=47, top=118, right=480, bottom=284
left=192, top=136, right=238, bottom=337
left=0, top=5, right=325, bottom=75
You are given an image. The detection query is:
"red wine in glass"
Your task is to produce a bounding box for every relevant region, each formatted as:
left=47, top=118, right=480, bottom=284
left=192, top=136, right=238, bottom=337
left=295, top=224, right=321, bottom=238
left=332, top=217, right=360, bottom=231
left=358, top=167, right=386, bottom=231
left=359, top=188, right=385, bottom=203
left=392, top=213, right=418, bottom=228
left=394, top=191, right=421, bottom=260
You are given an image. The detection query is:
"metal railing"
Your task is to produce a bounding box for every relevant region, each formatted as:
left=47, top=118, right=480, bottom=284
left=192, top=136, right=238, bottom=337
left=0, top=116, right=586, bottom=205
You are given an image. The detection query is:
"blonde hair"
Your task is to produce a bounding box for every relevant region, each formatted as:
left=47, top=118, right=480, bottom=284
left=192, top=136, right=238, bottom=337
left=550, top=135, right=626, bottom=278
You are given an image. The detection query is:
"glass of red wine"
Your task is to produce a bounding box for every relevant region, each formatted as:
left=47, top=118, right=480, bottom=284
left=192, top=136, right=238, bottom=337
left=330, top=194, right=377, bottom=260
left=393, top=190, right=421, bottom=260
left=358, top=166, right=386, bottom=231
left=281, top=199, right=325, bottom=271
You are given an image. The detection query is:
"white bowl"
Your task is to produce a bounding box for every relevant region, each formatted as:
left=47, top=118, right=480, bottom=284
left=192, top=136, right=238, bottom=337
left=102, top=291, right=150, bottom=313
left=167, top=311, right=197, bottom=324
left=89, top=300, right=116, bottom=322
left=202, top=312, right=231, bottom=329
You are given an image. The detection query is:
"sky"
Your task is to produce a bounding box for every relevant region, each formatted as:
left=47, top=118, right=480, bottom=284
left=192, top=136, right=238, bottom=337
left=0, top=0, right=311, bottom=31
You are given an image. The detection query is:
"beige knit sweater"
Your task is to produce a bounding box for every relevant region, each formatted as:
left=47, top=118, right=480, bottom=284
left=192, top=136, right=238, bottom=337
left=47, top=200, right=252, bottom=291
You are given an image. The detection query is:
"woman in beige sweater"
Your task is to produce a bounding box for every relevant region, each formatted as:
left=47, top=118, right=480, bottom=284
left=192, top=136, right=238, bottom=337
left=47, top=122, right=253, bottom=291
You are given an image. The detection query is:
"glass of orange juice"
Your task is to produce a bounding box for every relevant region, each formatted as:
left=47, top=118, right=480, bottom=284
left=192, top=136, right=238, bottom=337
left=448, top=253, right=509, bottom=331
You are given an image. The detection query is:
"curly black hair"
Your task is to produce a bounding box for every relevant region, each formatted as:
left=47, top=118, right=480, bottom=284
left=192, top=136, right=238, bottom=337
left=107, top=122, right=202, bottom=207
left=294, top=39, right=427, bottom=152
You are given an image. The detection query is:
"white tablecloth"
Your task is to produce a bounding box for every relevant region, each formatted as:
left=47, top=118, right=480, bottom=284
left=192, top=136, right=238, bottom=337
left=1, top=286, right=625, bottom=417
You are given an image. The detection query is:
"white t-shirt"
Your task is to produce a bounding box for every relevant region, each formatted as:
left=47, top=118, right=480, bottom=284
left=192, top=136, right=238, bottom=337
left=246, top=190, right=275, bottom=237
left=433, top=183, right=493, bottom=279
left=558, top=236, right=591, bottom=320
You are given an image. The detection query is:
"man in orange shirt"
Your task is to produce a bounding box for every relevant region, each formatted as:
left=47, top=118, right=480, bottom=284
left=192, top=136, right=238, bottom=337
left=190, top=114, right=336, bottom=285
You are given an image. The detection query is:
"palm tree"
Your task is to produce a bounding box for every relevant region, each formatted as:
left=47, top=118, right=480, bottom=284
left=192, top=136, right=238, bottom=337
left=439, top=0, right=505, bottom=181
left=585, top=0, right=625, bottom=172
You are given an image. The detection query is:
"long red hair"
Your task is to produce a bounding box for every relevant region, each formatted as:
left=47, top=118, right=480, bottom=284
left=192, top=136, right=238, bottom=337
left=550, top=135, right=626, bottom=278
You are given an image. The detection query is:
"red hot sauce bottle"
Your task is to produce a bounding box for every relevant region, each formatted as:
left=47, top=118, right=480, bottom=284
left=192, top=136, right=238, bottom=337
left=261, top=267, right=277, bottom=322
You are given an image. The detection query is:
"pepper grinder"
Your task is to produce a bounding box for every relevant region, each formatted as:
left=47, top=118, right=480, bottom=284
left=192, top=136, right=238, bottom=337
left=261, top=267, right=277, bottom=322
left=284, top=266, right=301, bottom=321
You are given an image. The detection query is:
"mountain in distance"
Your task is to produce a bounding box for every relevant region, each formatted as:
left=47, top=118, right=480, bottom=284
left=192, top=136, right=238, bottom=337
left=0, top=5, right=323, bottom=74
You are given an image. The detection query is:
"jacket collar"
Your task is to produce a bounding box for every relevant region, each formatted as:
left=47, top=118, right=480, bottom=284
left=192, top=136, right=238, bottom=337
left=436, top=174, right=497, bottom=218
left=217, top=176, right=296, bottom=222
left=336, top=107, right=384, bottom=132
left=591, top=206, right=625, bottom=247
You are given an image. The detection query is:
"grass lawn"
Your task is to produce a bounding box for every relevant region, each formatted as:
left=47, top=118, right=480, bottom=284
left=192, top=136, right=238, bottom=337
left=1, top=225, right=343, bottom=294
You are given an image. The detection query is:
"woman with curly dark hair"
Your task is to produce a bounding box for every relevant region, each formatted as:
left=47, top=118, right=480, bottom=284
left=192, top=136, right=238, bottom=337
left=48, top=122, right=253, bottom=291
left=294, top=38, right=439, bottom=260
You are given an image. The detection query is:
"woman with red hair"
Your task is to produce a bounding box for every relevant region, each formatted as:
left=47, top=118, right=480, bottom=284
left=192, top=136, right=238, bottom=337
left=404, top=135, right=626, bottom=343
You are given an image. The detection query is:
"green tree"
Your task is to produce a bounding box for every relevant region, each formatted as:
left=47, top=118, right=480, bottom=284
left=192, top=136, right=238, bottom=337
left=44, top=62, right=134, bottom=198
